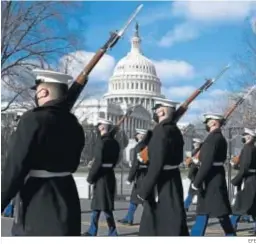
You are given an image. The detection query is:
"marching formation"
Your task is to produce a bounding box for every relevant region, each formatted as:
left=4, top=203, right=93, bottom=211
left=1, top=4, right=256, bottom=237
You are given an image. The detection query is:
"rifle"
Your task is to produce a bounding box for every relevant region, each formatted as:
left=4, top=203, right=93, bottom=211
left=109, top=104, right=141, bottom=135
left=139, top=65, right=230, bottom=163
left=66, top=5, right=143, bottom=110
left=222, top=84, right=256, bottom=125
left=173, top=65, right=230, bottom=122
left=190, top=84, right=256, bottom=163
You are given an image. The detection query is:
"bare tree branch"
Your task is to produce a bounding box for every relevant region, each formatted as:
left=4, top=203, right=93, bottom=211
left=1, top=88, right=27, bottom=112
left=227, top=27, right=256, bottom=128
left=1, top=1, right=86, bottom=111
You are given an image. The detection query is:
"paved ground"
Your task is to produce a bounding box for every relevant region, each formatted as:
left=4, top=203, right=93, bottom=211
left=1, top=199, right=255, bottom=236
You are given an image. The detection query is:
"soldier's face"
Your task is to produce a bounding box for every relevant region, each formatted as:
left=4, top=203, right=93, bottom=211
left=193, top=142, right=200, bottom=149
left=137, top=134, right=144, bottom=142
left=98, top=124, right=108, bottom=135
left=243, top=134, right=254, bottom=144
left=35, top=85, right=49, bottom=106
left=156, top=107, right=164, bottom=116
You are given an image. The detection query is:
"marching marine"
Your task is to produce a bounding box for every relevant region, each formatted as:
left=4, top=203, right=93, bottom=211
left=136, top=99, right=189, bottom=236
left=184, top=138, right=202, bottom=211
left=229, top=150, right=251, bottom=224
left=118, top=128, right=151, bottom=225
left=230, top=128, right=256, bottom=235
left=190, top=113, right=235, bottom=236
left=83, top=118, right=120, bottom=236
left=1, top=69, right=85, bottom=236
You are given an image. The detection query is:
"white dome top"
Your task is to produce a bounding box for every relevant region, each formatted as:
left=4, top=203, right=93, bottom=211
left=105, top=23, right=162, bottom=97
left=113, top=53, right=157, bottom=77
left=113, top=29, right=157, bottom=77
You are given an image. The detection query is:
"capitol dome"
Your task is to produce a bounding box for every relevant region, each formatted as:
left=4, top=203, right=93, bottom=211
left=103, top=23, right=165, bottom=111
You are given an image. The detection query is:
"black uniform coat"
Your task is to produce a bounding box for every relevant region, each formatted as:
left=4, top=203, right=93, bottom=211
left=87, top=132, right=120, bottom=211
left=232, top=143, right=256, bottom=216
left=127, top=139, right=149, bottom=205
left=1, top=99, right=85, bottom=236
left=187, top=147, right=201, bottom=195
left=137, top=118, right=189, bottom=236
left=193, top=128, right=231, bottom=217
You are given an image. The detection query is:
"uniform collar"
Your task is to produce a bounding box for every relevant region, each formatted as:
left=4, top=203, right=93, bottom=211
left=158, top=116, right=176, bottom=126
left=210, top=128, right=222, bottom=134
left=40, top=97, right=68, bottom=110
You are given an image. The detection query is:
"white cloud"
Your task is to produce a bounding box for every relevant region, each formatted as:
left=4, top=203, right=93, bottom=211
left=171, top=1, right=256, bottom=23
left=163, top=85, right=196, bottom=99
left=138, top=5, right=172, bottom=26
left=158, top=22, right=200, bottom=47
left=251, top=16, right=256, bottom=34
left=190, top=99, right=214, bottom=111
left=208, top=89, right=229, bottom=97
left=180, top=112, right=201, bottom=124
left=158, top=1, right=256, bottom=47
left=58, top=51, right=116, bottom=82
left=153, top=59, right=195, bottom=83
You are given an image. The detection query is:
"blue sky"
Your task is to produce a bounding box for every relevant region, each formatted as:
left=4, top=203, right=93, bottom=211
left=37, top=1, right=256, bottom=122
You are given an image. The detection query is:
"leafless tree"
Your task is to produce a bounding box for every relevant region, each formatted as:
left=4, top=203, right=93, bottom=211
left=1, top=1, right=86, bottom=110
left=227, top=25, right=256, bottom=128
left=1, top=113, right=18, bottom=170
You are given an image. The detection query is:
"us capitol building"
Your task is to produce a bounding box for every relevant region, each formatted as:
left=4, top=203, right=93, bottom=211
left=73, top=23, right=193, bottom=162
left=1, top=24, right=194, bottom=164
left=75, top=24, right=165, bottom=132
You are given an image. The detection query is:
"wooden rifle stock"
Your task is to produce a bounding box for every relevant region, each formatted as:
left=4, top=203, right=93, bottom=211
left=173, top=79, right=213, bottom=122
left=65, top=5, right=143, bottom=110
left=173, top=65, right=230, bottom=123
left=223, top=97, right=247, bottom=123
left=222, top=85, right=256, bottom=125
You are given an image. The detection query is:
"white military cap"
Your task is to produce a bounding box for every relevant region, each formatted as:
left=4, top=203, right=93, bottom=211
left=193, top=138, right=202, bottom=143
left=31, top=69, right=73, bottom=89
left=97, top=118, right=113, bottom=126
left=244, top=128, right=256, bottom=137
left=152, top=97, right=177, bottom=110
left=135, top=128, right=147, bottom=135
left=203, top=113, right=224, bottom=123
left=17, top=112, right=24, bottom=116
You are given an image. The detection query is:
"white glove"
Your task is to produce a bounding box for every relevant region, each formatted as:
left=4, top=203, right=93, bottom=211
left=137, top=194, right=145, bottom=202
left=192, top=158, right=199, bottom=164
left=191, top=184, right=198, bottom=191
left=137, top=153, right=143, bottom=162
left=126, top=180, right=131, bottom=185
